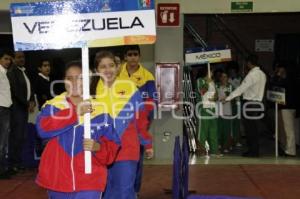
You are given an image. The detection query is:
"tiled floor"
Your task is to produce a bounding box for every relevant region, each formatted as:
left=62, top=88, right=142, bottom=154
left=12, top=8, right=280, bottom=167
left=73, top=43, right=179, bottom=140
left=138, top=163, right=300, bottom=199
left=2, top=131, right=299, bottom=198
left=145, top=154, right=300, bottom=165
left=1, top=158, right=300, bottom=199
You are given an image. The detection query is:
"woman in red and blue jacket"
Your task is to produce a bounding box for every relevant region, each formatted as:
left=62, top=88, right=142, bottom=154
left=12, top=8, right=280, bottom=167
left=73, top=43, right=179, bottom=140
left=36, top=61, right=120, bottom=199
left=90, top=51, right=153, bottom=199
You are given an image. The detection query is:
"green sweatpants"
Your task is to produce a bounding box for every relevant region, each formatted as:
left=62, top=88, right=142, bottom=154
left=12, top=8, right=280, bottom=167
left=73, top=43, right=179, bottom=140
left=218, top=118, right=232, bottom=149
left=197, top=108, right=219, bottom=154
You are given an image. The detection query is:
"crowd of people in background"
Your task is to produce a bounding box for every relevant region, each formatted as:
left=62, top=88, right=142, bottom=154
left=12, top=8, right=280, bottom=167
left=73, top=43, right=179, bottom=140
left=194, top=54, right=299, bottom=158
left=0, top=50, right=36, bottom=179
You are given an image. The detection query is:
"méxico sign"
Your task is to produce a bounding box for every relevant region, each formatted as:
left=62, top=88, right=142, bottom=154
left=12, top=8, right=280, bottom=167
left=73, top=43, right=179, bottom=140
left=185, top=49, right=232, bottom=64
left=10, top=0, right=156, bottom=51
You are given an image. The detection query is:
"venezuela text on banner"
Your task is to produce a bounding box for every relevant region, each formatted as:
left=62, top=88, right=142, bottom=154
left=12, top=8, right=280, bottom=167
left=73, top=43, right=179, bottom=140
left=10, top=0, right=156, bottom=51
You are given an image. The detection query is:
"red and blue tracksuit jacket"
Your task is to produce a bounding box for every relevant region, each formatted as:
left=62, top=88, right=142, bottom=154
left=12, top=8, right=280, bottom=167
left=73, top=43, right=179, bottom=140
left=96, top=79, right=152, bottom=161
left=119, top=63, right=157, bottom=122
left=35, top=93, right=120, bottom=192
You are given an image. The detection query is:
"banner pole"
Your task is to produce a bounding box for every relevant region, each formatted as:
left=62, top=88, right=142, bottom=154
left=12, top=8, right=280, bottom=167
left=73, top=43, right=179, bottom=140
left=207, top=62, right=211, bottom=79
left=275, top=102, right=278, bottom=158
left=82, top=45, right=92, bottom=174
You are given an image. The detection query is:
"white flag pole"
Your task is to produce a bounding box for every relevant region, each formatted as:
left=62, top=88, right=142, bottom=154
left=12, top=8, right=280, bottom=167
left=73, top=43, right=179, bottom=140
left=82, top=45, right=92, bottom=174
left=207, top=62, right=211, bottom=79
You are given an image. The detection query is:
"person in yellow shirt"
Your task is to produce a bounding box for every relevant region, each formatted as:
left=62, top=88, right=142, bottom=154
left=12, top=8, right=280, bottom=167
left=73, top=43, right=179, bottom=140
left=119, top=45, right=157, bottom=119
left=118, top=45, right=157, bottom=195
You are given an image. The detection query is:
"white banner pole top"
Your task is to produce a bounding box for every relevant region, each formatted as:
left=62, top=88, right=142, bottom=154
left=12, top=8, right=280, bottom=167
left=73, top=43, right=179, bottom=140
left=208, top=62, right=211, bottom=79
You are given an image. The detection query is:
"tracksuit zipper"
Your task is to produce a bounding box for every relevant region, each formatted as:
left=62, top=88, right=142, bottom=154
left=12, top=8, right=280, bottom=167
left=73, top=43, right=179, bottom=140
left=109, top=87, right=116, bottom=128
left=71, top=126, right=76, bottom=191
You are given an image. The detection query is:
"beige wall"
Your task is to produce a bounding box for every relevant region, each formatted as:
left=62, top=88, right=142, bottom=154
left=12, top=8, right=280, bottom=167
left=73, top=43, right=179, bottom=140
left=152, top=13, right=184, bottom=159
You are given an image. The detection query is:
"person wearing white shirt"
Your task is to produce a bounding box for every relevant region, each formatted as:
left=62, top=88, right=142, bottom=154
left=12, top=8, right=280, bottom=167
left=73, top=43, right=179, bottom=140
left=7, top=51, right=35, bottom=173
left=0, top=49, right=13, bottom=179
left=225, top=55, right=266, bottom=157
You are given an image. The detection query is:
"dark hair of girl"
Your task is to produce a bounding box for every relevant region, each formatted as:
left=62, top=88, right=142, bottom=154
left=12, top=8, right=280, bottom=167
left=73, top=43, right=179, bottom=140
left=64, top=60, right=82, bottom=77
left=90, top=51, right=116, bottom=97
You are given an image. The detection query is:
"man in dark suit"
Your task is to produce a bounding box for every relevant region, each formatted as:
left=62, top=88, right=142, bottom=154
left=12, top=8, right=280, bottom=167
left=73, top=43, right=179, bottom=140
left=7, top=51, right=35, bottom=173
left=35, top=59, right=52, bottom=110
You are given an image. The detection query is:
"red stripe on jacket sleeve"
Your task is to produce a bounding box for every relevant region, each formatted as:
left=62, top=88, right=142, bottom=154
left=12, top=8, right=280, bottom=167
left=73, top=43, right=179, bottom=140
left=40, top=108, right=78, bottom=132
left=144, top=98, right=155, bottom=112
left=136, top=110, right=152, bottom=149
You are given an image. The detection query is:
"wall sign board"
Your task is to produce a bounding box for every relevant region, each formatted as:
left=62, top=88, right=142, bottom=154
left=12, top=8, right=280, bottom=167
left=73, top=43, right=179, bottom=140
left=156, top=63, right=180, bottom=109
left=157, top=3, right=180, bottom=27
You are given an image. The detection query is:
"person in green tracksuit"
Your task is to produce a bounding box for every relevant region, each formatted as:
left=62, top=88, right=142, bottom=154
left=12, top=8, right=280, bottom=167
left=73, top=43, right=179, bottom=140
left=195, top=68, right=220, bottom=155
left=216, top=72, right=234, bottom=153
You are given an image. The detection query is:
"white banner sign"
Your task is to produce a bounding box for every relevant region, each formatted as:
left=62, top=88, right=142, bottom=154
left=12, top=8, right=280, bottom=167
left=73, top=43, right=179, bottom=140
left=185, top=49, right=232, bottom=64
left=267, top=90, right=286, bottom=105
left=10, top=0, right=156, bottom=50
left=255, top=39, right=274, bottom=52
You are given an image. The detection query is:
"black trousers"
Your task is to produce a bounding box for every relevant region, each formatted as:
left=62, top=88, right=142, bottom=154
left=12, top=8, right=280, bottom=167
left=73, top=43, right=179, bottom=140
left=0, top=107, right=11, bottom=171
left=9, top=104, right=28, bottom=167
left=242, top=100, right=264, bottom=155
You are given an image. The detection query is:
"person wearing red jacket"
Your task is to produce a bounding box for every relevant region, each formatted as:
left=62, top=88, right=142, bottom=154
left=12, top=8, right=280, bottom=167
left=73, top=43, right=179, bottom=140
left=36, top=61, right=120, bottom=199
left=90, top=51, right=153, bottom=199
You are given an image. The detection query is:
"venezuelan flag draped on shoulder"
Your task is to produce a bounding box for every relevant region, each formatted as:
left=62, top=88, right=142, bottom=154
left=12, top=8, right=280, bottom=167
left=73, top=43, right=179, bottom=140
left=10, top=0, right=156, bottom=51
left=35, top=92, right=120, bottom=192
left=96, top=78, right=152, bottom=161
left=119, top=63, right=157, bottom=116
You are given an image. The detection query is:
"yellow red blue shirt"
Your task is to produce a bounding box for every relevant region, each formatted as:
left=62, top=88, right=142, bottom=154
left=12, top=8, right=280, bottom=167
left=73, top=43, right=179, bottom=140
left=96, top=78, right=152, bottom=161
left=35, top=92, right=120, bottom=192
left=119, top=63, right=157, bottom=119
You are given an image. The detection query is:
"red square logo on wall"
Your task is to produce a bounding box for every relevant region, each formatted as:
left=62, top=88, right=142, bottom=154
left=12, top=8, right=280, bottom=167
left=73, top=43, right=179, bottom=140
left=157, top=3, right=180, bottom=27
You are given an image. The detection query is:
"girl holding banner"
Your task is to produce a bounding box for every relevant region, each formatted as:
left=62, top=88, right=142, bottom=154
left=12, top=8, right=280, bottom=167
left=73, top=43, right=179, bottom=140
left=91, top=51, right=153, bottom=199
left=35, top=61, right=120, bottom=199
